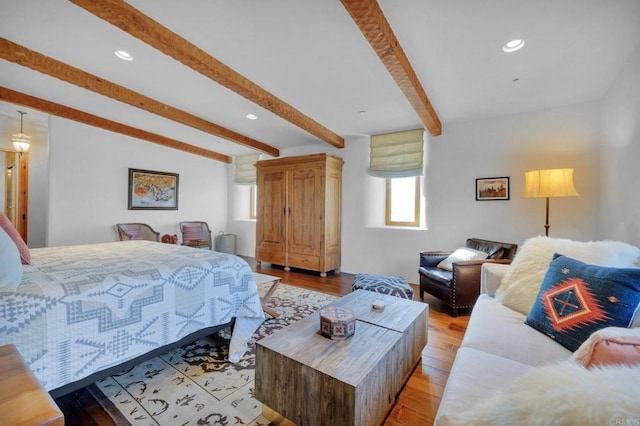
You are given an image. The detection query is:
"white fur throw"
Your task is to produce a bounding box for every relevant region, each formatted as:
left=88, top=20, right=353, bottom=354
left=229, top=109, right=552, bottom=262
left=495, top=237, right=640, bottom=315
left=439, top=362, right=640, bottom=426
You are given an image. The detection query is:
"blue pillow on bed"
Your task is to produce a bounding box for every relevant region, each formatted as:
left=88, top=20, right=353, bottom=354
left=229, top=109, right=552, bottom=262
left=525, top=254, right=640, bottom=352
left=0, top=226, right=23, bottom=292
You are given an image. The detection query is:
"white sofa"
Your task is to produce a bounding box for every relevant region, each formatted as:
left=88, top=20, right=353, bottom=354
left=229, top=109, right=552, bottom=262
left=435, top=249, right=640, bottom=425
left=435, top=263, right=571, bottom=423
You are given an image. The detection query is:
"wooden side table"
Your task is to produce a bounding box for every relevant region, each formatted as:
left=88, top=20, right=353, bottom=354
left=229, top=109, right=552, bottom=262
left=0, top=344, right=64, bottom=425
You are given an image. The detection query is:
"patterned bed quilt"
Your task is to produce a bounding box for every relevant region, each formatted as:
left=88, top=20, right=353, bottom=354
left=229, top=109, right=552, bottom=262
left=0, top=240, right=265, bottom=392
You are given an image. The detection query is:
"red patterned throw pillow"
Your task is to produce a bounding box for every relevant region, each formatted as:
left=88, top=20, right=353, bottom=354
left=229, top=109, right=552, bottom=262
left=0, top=212, right=30, bottom=264
left=182, top=225, right=202, bottom=242
left=525, top=254, right=640, bottom=351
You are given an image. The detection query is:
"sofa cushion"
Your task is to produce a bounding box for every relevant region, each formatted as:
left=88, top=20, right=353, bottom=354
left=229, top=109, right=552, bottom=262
left=462, top=295, right=571, bottom=365
left=435, top=347, right=532, bottom=424
left=525, top=255, right=640, bottom=352
left=439, top=362, right=640, bottom=426
left=437, top=247, right=489, bottom=271
left=570, top=327, right=640, bottom=368
left=419, top=267, right=453, bottom=287
left=495, top=237, right=640, bottom=315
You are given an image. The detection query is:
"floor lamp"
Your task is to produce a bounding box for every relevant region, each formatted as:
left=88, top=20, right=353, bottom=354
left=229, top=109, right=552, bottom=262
left=523, top=168, right=579, bottom=236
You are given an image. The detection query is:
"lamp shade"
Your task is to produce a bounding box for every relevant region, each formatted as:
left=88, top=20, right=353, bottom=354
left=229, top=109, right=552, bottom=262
left=12, top=134, right=31, bottom=153
left=522, top=168, right=579, bottom=198
left=12, top=111, right=31, bottom=153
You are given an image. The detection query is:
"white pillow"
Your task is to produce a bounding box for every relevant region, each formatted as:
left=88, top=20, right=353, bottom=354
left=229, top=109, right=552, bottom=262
left=437, top=247, right=489, bottom=272
left=0, top=226, right=23, bottom=292
left=438, top=362, right=640, bottom=426
left=495, top=237, right=640, bottom=315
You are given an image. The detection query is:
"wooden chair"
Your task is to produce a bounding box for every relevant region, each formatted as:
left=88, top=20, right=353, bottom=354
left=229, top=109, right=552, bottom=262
left=179, top=221, right=212, bottom=249
left=116, top=223, right=160, bottom=242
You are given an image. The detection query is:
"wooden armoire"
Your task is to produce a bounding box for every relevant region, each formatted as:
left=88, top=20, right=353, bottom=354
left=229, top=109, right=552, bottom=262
left=255, top=153, right=342, bottom=277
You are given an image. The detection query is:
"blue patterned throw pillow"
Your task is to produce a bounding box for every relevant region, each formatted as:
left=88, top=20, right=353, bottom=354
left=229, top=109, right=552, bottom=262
left=525, top=254, right=640, bottom=352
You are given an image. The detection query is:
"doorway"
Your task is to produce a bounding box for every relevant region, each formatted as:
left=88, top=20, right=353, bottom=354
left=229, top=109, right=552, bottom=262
left=2, top=149, right=28, bottom=242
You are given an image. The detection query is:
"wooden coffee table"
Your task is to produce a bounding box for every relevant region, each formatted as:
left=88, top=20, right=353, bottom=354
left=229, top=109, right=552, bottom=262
left=255, top=290, right=428, bottom=426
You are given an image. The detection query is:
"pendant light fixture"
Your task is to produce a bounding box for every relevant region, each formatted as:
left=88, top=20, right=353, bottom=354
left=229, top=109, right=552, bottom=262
left=12, top=110, right=31, bottom=153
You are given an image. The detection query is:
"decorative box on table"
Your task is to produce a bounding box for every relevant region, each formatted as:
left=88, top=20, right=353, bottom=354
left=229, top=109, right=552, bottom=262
left=320, top=307, right=356, bottom=340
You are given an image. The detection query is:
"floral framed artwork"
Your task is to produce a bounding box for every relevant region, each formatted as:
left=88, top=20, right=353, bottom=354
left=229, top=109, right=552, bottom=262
left=128, top=168, right=179, bottom=210
left=476, top=177, right=509, bottom=201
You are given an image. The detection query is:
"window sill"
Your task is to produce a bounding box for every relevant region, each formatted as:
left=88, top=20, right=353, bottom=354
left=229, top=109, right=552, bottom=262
left=366, top=225, right=428, bottom=231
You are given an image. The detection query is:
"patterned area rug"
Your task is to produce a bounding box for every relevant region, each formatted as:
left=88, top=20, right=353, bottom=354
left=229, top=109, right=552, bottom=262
left=88, top=281, right=338, bottom=425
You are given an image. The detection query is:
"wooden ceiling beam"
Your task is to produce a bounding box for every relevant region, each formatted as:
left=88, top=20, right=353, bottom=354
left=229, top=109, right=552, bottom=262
left=0, top=37, right=279, bottom=157
left=341, top=0, right=442, bottom=136
left=0, top=87, right=232, bottom=163
left=70, top=0, right=345, bottom=149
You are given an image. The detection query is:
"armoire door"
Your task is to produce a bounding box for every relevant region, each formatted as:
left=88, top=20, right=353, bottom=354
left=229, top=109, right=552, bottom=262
left=256, top=168, right=287, bottom=265
left=286, top=166, right=321, bottom=270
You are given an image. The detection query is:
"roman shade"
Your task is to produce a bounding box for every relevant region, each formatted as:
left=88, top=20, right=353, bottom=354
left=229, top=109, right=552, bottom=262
left=233, top=154, right=261, bottom=185
left=368, top=129, right=425, bottom=178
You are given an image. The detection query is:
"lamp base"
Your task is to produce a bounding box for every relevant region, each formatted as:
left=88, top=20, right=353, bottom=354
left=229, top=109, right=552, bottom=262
left=544, top=197, right=550, bottom=236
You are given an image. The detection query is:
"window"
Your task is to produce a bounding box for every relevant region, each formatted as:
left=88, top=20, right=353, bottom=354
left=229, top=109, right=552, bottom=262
left=385, top=176, right=420, bottom=226
left=250, top=185, right=257, bottom=219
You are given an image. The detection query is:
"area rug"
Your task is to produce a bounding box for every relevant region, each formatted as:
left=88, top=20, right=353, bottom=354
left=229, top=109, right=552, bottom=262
left=88, top=279, right=339, bottom=425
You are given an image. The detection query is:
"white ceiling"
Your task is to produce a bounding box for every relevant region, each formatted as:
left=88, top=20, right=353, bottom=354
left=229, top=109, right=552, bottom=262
left=1, top=0, right=639, bottom=158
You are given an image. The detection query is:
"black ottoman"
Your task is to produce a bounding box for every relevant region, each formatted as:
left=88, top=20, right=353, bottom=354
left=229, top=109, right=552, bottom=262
left=351, top=273, right=414, bottom=300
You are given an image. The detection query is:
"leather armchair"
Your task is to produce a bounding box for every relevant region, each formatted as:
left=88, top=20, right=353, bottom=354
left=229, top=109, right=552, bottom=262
left=419, top=238, right=518, bottom=316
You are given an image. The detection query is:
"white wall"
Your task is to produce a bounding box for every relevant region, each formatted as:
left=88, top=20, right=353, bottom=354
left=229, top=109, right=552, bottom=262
left=599, top=42, right=640, bottom=246
left=47, top=117, right=229, bottom=246
left=10, top=92, right=607, bottom=283
left=227, top=100, right=602, bottom=283
left=26, top=121, right=49, bottom=248
left=348, top=102, right=601, bottom=283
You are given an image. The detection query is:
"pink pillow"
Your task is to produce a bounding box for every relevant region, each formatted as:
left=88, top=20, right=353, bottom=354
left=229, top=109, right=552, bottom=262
left=0, top=212, right=30, bottom=264
left=570, top=327, right=640, bottom=368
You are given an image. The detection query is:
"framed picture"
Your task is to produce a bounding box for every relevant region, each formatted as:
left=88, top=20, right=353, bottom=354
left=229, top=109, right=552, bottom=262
left=476, top=177, right=509, bottom=201
left=128, top=168, right=179, bottom=210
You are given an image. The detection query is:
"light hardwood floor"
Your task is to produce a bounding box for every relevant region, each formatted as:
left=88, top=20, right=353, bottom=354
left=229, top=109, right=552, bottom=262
left=55, top=260, right=470, bottom=425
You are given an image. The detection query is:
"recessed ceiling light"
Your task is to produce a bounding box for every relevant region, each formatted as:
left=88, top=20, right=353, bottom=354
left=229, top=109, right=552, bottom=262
left=502, top=39, right=525, bottom=53
left=115, top=50, right=134, bottom=61
left=246, top=114, right=258, bottom=120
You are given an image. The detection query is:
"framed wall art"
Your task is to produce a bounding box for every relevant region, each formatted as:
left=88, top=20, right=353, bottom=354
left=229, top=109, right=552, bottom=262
left=128, top=168, right=179, bottom=210
left=476, top=176, right=509, bottom=201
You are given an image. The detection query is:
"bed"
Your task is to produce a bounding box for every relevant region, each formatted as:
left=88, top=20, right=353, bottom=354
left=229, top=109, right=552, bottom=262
left=0, top=240, right=265, bottom=398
